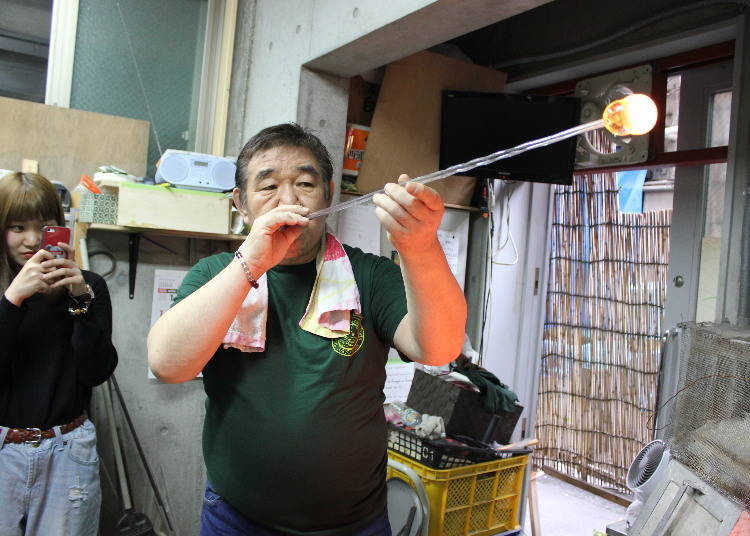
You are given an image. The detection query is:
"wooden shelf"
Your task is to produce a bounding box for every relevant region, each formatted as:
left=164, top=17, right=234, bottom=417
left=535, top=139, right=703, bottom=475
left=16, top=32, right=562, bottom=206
left=87, top=223, right=246, bottom=241
left=340, top=190, right=481, bottom=213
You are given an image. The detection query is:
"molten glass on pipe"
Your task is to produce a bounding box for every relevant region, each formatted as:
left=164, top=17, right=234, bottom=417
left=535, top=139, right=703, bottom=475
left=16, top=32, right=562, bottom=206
left=308, top=93, right=658, bottom=220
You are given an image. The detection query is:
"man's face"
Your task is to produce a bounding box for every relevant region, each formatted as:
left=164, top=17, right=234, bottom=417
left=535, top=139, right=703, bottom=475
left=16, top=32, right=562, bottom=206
left=234, top=145, right=331, bottom=264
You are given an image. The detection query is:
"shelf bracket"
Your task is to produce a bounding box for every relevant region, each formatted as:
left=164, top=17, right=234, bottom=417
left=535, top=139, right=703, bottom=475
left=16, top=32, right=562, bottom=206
left=128, top=233, right=140, bottom=299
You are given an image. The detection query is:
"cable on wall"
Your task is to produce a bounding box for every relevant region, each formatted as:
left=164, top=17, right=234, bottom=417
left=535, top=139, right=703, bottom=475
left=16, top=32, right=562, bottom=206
left=491, top=180, right=520, bottom=266
left=115, top=0, right=164, bottom=156
left=88, top=250, right=117, bottom=279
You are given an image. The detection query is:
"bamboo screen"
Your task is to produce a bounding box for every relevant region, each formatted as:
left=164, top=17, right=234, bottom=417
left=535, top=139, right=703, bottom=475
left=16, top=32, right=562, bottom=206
left=534, top=173, right=672, bottom=493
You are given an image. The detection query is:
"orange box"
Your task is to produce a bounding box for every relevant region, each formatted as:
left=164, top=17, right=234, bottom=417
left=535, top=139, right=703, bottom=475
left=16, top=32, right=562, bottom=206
left=343, top=123, right=369, bottom=176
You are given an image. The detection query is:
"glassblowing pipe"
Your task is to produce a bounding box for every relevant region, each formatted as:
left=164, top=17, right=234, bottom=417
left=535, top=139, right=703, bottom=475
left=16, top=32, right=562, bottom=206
left=308, top=93, right=658, bottom=220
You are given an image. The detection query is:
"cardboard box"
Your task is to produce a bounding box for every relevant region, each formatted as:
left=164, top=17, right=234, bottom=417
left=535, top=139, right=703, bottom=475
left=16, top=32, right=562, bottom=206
left=347, top=76, right=380, bottom=126
left=355, top=51, right=507, bottom=206
left=116, top=182, right=231, bottom=234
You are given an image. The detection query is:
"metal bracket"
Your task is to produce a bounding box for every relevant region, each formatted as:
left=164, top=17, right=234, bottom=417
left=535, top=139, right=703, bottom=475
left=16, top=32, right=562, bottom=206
left=653, top=483, right=702, bottom=535
left=128, top=233, right=140, bottom=299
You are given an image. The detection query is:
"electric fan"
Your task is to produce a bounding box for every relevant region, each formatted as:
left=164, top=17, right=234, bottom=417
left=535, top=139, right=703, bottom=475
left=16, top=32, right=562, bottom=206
left=625, top=439, right=671, bottom=529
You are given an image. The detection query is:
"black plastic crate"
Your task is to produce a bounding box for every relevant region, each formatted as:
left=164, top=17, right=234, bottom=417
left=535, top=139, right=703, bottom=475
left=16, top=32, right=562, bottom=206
left=387, top=423, right=528, bottom=469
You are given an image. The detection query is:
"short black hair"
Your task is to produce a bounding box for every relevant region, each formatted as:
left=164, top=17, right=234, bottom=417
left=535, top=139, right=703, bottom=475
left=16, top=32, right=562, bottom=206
left=235, top=123, right=333, bottom=199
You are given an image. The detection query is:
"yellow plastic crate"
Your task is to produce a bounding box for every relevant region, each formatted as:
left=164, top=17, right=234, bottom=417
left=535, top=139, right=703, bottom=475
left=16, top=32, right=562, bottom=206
left=387, top=449, right=528, bottom=536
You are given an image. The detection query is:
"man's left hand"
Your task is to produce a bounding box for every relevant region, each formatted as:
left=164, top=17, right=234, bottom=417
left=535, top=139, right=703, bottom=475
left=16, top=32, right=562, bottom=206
left=373, top=174, right=444, bottom=257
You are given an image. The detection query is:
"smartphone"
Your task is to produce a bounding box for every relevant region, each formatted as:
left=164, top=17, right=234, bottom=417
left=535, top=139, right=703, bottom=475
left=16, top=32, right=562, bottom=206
left=41, top=226, right=71, bottom=259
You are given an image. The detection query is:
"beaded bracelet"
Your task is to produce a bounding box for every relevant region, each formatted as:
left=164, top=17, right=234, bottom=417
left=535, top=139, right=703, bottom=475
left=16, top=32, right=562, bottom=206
left=234, top=249, right=259, bottom=289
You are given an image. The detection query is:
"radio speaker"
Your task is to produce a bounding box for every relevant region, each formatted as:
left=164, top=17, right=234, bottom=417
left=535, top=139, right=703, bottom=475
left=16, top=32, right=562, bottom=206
left=155, top=150, right=236, bottom=192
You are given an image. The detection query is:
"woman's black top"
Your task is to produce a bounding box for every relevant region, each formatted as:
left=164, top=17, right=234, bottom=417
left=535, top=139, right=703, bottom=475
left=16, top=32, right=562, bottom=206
left=0, top=270, right=118, bottom=429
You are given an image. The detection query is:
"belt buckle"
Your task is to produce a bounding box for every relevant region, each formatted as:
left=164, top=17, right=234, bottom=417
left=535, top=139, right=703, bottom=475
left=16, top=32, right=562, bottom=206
left=24, top=428, right=43, bottom=447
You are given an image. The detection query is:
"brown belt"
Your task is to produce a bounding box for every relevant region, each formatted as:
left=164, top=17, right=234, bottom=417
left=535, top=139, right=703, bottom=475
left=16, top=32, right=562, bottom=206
left=3, top=414, right=87, bottom=446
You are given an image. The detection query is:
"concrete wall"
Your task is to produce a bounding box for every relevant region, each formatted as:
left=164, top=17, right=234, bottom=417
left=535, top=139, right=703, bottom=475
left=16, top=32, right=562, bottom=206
left=226, top=0, right=553, bottom=154
left=228, top=0, right=433, bottom=147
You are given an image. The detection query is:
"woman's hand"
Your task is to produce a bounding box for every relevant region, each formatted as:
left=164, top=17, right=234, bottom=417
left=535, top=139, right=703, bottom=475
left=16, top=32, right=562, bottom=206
left=4, top=249, right=54, bottom=306
left=41, top=243, right=87, bottom=294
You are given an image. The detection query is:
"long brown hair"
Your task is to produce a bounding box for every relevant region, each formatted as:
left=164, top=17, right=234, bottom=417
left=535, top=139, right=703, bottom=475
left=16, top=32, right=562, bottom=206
left=0, top=172, right=65, bottom=293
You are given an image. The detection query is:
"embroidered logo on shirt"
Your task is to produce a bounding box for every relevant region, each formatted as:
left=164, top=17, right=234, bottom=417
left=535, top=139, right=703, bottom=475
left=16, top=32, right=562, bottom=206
left=332, top=313, right=365, bottom=357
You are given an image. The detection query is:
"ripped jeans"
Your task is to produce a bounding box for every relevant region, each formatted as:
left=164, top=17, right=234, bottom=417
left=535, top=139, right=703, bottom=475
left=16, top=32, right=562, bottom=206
left=0, top=419, right=101, bottom=536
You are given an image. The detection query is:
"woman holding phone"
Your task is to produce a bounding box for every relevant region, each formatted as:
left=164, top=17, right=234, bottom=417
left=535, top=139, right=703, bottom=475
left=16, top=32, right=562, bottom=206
left=0, top=172, right=117, bottom=535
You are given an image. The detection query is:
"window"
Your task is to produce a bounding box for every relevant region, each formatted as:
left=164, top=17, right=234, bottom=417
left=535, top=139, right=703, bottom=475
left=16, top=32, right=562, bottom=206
left=0, top=0, right=52, bottom=102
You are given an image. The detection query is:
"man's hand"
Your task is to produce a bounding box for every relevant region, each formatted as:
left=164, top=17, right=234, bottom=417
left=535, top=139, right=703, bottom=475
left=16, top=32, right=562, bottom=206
left=239, top=205, right=310, bottom=276
left=375, top=174, right=466, bottom=366
left=4, top=249, right=54, bottom=306
left=373, top=174, right=444, bottom=257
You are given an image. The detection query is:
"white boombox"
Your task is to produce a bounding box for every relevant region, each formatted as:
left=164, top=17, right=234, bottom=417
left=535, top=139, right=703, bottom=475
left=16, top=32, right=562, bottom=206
left=155, top=150, right=236, bottom=192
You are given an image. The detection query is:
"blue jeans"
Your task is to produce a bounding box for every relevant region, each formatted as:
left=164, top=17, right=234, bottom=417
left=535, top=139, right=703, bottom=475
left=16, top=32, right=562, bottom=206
left=0, top=419, right=101, bottom=536
left=200, top=483, right=392, bottom=536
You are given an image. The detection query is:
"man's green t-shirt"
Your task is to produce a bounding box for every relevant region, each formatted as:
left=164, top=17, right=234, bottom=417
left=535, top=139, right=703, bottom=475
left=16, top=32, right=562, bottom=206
left=173, top=245, right=408, bottom=535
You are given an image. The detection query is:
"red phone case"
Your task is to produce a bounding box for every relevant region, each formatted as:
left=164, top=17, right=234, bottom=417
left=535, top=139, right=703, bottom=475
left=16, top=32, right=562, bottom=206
left=41, top=226, right=71, bottom=259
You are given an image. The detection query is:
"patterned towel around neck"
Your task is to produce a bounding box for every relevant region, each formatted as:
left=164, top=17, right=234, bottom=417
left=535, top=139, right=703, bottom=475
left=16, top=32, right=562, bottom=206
left=222, top=232, right=361, bottom=353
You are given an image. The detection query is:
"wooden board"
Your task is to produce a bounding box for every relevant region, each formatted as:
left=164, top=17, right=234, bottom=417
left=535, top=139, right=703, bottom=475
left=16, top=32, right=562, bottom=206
left=529, top=470, right=542, bottom=536
left=0, top=97, right=149, bottom=190
left=355, top=51, right=507, bottom=205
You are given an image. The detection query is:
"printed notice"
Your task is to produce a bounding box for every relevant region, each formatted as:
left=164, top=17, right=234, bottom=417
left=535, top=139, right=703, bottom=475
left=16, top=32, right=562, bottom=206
left=150, top=269, right=189, bottom=327
left=385, top=348, right=415, bottom=403
left=148, top=269, right=189, bottom=379
left=437, top=229, right=460, bottom=276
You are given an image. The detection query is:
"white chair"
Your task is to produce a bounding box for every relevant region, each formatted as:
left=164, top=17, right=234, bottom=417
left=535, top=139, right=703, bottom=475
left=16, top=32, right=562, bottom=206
left=386, top=457, right=430, bottom=536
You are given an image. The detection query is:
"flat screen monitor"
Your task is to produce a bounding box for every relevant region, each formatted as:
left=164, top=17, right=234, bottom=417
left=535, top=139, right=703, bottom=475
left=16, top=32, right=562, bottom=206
left=440, top=90, right=581, bottom=185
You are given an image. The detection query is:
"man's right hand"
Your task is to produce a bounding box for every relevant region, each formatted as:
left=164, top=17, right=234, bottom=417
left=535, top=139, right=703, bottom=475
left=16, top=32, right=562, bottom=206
left=238, top=205, right=310, bottom=277
left=4, top=249, right=54, bottom=306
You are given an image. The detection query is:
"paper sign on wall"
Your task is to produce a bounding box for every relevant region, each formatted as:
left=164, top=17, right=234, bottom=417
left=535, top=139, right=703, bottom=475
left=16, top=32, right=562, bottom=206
left=437, top=229, right=460, bottom=276
left=148, top=269, right=189, bottom=379
left=385, top=348, right=415, bottom=403
left=338, top=202, right=381, bottom=255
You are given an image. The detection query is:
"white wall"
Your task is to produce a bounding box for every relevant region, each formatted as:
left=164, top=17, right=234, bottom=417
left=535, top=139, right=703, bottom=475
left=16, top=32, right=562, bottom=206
left=483, top=182, right=530, bottom=379
left=481, top=180, right=551, bottom=441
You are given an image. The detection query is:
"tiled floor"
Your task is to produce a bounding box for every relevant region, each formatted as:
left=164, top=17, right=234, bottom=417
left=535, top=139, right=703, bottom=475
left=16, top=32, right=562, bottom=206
left=521, top=472, right=627, bottom=536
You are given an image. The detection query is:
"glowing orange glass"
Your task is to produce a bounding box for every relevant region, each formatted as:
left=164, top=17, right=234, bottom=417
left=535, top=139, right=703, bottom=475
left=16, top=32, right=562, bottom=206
left=603, top=94, right=658, bottom=136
